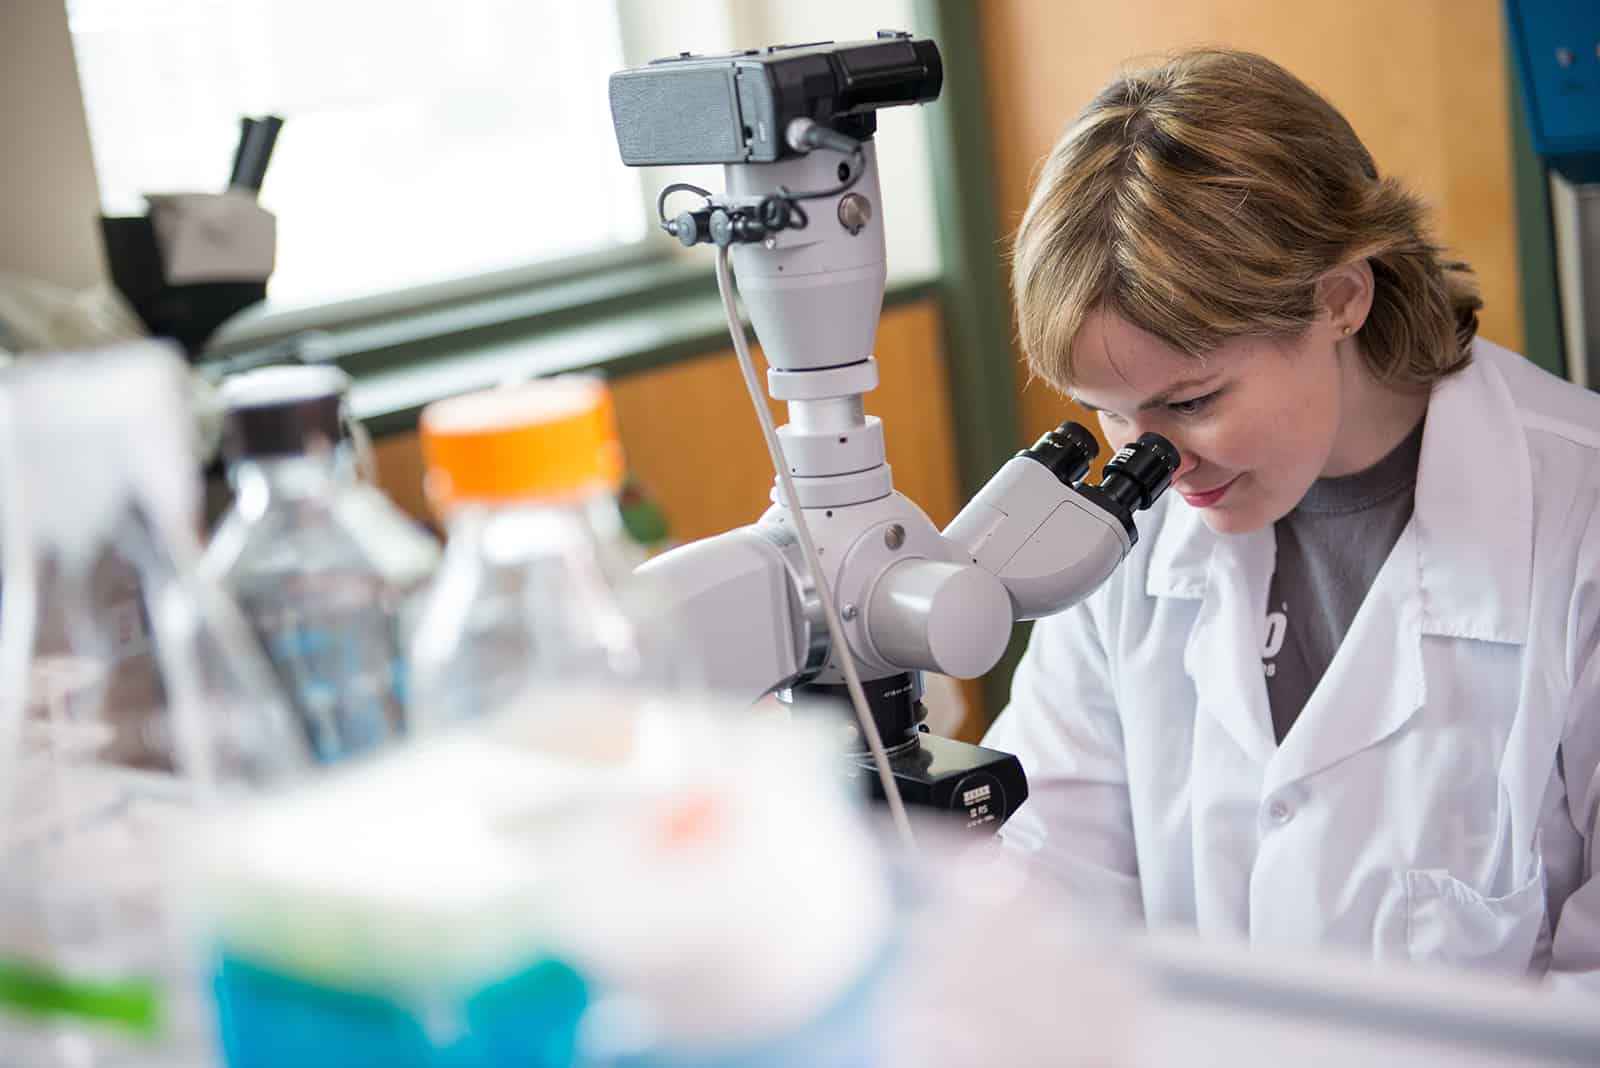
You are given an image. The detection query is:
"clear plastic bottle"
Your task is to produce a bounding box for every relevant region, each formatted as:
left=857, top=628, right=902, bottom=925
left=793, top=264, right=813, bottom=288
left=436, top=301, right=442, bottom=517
left=204, top=365, right=437, bottom=762
left=0, top=342, right=310, bottom=1066
left=407, top=376, right=665, bottom=730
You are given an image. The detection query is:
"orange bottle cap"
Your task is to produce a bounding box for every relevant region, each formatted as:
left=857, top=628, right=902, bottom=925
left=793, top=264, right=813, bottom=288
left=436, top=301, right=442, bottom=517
left=419, top=376, right=624, bottom=507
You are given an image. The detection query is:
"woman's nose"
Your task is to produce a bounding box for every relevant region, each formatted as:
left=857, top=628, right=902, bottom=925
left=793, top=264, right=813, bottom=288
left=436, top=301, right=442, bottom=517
left=1170, top=449, right=1199, bottom=483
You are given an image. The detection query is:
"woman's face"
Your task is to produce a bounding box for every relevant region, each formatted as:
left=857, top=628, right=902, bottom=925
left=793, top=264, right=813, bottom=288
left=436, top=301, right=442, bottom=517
left=1068, top=309, right=1346, bottom=534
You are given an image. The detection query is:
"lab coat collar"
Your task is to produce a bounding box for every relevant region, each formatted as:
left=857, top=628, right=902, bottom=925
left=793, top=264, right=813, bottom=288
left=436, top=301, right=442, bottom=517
left=1181, top=523, right=1279, bottom=765
left=1145, top=496, right=1213, bottom=600
left=1146, top=339, right=1531, bottom=645
left=1411, top=340, right=1531, bottom=644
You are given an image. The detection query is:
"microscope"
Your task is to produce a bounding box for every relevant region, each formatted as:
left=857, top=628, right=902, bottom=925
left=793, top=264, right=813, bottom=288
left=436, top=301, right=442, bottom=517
left=609, top=34, right=1177, bottom=833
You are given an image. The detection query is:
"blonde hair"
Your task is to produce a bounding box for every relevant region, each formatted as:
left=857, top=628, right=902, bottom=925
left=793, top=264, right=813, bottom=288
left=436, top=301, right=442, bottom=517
left=1012, top=48, right=1481, bottom=391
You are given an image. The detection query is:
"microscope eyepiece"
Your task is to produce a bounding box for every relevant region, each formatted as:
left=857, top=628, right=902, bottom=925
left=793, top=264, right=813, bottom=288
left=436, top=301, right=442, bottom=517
left=1097, top=433, right=1180, bottom=512
left=1021, top=421, right=1100, bottom=486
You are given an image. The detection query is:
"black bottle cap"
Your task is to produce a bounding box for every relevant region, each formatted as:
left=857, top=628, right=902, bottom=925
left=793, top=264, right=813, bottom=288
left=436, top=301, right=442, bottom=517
left=220, top=364, right=349, bottom=461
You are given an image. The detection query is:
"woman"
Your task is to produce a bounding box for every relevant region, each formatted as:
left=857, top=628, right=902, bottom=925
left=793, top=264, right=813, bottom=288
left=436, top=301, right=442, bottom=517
left=984, top=48, right=1600, bottom=987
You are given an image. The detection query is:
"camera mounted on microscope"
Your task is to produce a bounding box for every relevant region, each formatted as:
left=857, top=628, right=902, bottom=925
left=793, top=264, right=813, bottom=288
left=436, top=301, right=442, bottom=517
left=610, top=33, right=942, bottom=248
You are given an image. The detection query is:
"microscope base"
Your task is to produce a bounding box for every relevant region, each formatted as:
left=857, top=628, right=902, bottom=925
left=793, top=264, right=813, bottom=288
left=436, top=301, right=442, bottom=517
left=855, top=733, right=1028, bottom=833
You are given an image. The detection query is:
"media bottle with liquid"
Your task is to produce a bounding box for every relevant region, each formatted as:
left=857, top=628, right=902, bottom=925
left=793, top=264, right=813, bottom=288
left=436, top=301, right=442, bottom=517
left=407, top=376, right=680, bottom=729
left=205, top=365, right=438, bottom=762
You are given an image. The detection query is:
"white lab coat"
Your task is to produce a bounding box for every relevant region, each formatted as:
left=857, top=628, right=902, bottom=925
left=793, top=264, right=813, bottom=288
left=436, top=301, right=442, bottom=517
left=984, top=339, right=1600, bottom=988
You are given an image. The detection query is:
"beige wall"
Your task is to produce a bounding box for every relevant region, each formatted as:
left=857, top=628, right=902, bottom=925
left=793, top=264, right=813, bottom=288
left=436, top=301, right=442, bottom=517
left=977, top=0, right=1521, bottom=445
left=0, top=0, right=106, bottom=288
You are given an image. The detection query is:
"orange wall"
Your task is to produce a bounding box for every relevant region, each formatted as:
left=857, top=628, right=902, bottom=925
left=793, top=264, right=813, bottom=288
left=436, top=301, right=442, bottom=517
left=977, top=0, right=1521, bottom=445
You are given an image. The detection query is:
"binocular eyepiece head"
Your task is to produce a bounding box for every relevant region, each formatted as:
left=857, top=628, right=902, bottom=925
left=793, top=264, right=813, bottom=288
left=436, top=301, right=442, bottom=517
left=1020, top=422, right=1181, bottom=537
left=1022, top=423, right=1179, bottom=511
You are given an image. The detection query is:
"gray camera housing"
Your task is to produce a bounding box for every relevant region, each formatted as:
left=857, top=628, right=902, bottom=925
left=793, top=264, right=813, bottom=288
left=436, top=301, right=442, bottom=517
left=609, top=34, right=942, bottom=166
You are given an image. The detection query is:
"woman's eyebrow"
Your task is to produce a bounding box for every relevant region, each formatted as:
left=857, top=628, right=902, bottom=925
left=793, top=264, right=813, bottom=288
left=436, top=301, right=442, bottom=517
left=1072, top=375, right=1219, bottom=413
left=1140, top=376, right=1219, bottom=408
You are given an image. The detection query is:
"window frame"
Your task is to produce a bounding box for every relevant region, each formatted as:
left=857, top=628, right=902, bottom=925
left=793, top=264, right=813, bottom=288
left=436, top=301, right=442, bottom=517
left=204, top=240, right=676, bottom=365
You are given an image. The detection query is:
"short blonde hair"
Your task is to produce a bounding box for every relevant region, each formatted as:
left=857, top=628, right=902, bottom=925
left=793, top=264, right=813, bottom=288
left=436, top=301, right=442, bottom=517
left=1012, top=48, right=1481, bottom=391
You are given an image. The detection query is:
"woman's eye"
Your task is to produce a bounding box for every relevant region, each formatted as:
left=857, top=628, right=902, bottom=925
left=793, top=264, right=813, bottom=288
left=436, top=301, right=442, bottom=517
left=1168, top=391, right=1219, bottom=416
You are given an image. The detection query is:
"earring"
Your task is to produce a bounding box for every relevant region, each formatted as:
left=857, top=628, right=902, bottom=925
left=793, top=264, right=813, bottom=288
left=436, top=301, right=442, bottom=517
left=1341, top=325, right=1352, bottom=336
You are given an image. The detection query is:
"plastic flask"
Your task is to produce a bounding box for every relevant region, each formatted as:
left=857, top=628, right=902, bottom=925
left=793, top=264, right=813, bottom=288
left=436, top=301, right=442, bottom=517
left=205, top=365, right=435, bottom=762
left=407, top=376, right=672, bottom=729
left=0, top=343, right=310, bottom=1067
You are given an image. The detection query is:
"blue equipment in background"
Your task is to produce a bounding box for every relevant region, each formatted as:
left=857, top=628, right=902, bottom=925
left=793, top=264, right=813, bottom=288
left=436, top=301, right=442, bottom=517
left=1506, top=0, right=1600, bottom=182
left=1505, top=0, right=1600, bottom=388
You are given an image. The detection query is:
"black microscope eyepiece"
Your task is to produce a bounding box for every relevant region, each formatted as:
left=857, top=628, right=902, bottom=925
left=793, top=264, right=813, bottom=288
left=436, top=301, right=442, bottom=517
left=1021, top=420, right=1100, bottom=486
left=1097, top=433, right=1181, bottom=513
left=1019, top=423, right=1179, bottom=545
left=1063, top=432, right=1180, bottom=546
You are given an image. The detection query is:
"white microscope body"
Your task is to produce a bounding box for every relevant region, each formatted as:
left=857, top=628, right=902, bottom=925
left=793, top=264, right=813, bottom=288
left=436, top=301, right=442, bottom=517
left=613, top=36, right=1177, bottom=827
left=638, top=141, right=1008, bottom=701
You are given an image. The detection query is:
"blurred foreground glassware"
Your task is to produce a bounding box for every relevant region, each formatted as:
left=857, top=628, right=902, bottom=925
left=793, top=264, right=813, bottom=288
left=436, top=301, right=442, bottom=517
left=407, top=376, right=688, bottom=731
left=199, top=695, right=891, bottom=1068
left=0, top=343, right=310, bottom=1066
left=206, top=364, right=437, bottom=762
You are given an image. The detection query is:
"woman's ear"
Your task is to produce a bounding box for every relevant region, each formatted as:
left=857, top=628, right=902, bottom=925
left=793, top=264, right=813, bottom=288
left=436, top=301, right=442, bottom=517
left=1318, top=260, right=1375, bottom=336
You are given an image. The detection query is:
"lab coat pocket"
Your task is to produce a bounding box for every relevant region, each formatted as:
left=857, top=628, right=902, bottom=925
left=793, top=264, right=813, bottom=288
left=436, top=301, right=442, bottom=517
left=1403, top=854, right=1546, bottom=973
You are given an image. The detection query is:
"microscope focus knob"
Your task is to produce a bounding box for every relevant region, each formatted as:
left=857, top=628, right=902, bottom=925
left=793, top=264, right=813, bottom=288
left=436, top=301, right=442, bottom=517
left=866, top=559, right=1012, bottom=679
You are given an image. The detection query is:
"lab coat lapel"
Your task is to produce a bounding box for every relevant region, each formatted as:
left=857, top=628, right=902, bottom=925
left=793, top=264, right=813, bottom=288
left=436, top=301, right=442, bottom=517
left=1181, top=522, right=1278, bottom=767
left=1411, top=341, right=1530, bottom=645
left=1413, top=343, right=1538, bottom=869
left=1263, top=523, right=1424, bottom=796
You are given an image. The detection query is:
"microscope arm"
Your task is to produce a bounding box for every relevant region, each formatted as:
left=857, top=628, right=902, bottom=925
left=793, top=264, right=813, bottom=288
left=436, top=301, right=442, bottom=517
left=634, top=527, right=812, bottom=704
left=636, top=431, right=1171, bottom=700
left=638, top=516, right=1015, bottom=699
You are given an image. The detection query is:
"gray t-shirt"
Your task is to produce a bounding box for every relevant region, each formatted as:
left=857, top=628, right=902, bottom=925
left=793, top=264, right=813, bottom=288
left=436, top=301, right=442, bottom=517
left=1263, top=418, right=1425, bottom=743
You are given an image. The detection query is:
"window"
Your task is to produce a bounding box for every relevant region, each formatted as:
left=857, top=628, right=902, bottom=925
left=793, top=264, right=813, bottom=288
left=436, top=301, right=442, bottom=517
left=67, top=0, right=939, bottom=329
left=68, top=0, right=642, bottom=309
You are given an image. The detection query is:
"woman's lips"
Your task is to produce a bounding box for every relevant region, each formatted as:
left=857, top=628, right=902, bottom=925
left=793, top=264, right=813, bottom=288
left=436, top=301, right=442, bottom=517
left=1180, top=476, right=1238, bottom=508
